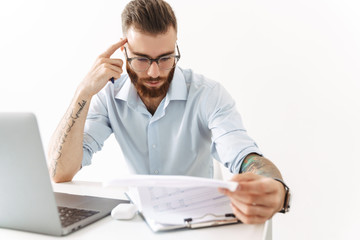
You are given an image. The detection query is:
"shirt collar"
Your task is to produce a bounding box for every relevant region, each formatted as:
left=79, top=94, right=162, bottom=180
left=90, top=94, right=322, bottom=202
left=166, top=66, right=188, bottom=101
left=115, top=66, right=187, bottom=105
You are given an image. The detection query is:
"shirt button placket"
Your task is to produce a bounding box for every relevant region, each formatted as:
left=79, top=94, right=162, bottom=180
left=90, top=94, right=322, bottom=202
left=148, top=121, right=159, bottom=175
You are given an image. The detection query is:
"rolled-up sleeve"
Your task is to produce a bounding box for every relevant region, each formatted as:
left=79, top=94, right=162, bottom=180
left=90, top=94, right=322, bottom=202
left=81, top=92, right=113, bottom=167
left=205, top=83, right=262, bottom=173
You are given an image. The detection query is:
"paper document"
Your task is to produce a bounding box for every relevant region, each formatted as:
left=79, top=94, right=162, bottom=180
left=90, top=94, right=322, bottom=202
left=136, top=186, right=233, bottom=224
left=104, top=175, right=240, bottom=232
left=104, top=174, right=238, bottom=191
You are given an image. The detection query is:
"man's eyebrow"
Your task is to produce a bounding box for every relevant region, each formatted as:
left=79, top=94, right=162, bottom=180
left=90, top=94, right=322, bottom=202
left=131, top=50, right=175, bottom=59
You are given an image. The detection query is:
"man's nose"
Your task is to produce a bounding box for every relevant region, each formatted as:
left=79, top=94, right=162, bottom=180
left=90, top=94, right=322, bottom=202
left=147, top=61, right=160, bottom=78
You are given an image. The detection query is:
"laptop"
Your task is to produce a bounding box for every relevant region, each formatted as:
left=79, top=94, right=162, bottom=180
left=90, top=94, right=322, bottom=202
left=0, top=112, right=128, bottom=236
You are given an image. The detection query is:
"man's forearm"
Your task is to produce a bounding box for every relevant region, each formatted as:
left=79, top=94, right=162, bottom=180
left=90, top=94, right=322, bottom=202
left=48, top=90, right=91, bottom=182
left=240, top=153, right=283, bottom=180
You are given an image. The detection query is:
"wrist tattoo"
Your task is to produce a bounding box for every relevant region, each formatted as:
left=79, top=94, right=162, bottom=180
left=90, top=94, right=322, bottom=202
left=240, top=155, right=282, bottom=179
left=51, top=100, right=87, bottom=177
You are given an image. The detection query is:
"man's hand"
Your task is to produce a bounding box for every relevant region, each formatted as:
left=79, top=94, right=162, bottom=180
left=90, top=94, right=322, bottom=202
left=79, top=38, right=128, bottom=98
left=219, top=172, right=285, bottom=224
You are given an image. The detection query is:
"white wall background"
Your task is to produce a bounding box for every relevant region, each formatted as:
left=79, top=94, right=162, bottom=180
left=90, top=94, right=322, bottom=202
left=1, top=0, right=359, bottom=239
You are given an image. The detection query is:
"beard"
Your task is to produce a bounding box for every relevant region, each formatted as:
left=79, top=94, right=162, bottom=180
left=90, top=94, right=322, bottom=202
left=126, top=61, right=175, bottom=98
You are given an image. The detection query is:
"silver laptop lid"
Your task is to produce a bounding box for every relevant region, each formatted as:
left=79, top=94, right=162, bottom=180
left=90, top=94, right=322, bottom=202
left=0, top=112, right=63, bottom=236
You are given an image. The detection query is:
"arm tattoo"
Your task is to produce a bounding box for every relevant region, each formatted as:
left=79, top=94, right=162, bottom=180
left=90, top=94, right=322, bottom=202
left=51, top=100, right=87, bottom=177
left=240, top=154, right=283, bottom=179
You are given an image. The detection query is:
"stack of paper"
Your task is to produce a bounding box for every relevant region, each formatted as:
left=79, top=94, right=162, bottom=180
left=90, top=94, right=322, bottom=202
left=104, top=175, right=240, bottom=232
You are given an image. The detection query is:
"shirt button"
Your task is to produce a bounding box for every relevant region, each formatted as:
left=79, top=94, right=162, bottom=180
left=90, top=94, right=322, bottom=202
left=154, top=170, right=159, bottom=174
left=152, top=144, right=156, bottom=149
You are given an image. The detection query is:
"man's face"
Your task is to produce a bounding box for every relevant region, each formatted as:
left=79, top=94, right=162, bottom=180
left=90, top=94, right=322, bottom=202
left=124, top=26, right=177, bottom=99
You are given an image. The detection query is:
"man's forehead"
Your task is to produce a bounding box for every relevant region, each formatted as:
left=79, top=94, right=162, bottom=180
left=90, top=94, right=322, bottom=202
left=125, top=26, right=177, bottom=57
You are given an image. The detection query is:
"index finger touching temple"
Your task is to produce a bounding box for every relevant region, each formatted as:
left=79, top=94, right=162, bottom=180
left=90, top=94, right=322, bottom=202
left=99, top=38, right=128, bottom=58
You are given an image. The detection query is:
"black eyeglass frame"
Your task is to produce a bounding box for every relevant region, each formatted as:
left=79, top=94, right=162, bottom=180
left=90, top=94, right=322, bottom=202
left=124, top=44, right=181, bottom=72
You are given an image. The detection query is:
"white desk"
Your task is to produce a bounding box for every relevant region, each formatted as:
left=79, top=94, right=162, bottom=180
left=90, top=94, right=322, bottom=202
left=0, top=181, right=271, bottom=240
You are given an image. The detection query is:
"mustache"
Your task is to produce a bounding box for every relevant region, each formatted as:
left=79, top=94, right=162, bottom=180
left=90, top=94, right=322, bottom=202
left=143, top=77, right=163, bottom=82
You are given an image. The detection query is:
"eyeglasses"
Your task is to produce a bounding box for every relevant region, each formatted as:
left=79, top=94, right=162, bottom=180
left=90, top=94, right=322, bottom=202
left=124, top=44, right=181, bottom=72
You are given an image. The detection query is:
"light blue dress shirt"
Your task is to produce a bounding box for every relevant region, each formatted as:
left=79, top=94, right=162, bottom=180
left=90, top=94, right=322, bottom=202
left=82, top=66, right=261, bottom=178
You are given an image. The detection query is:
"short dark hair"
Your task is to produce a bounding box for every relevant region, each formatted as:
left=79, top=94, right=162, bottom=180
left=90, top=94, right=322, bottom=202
left=121, top=0, right=177, bottom=35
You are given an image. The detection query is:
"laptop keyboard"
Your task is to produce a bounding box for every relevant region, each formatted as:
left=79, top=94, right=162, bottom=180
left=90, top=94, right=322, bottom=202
left=58, top=206, right=99, bottom=227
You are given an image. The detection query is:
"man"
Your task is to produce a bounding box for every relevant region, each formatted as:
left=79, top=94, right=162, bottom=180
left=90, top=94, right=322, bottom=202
left=48, top=0, right=290, bottom=224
